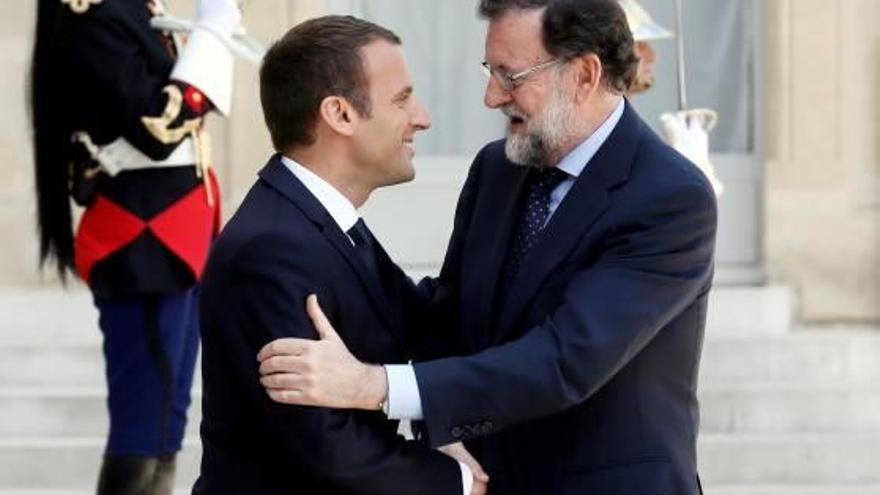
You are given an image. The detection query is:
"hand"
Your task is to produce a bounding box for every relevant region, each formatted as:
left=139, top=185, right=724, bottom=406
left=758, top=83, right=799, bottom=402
left=257, top=295, right=388, bottom=410
left=438, top=442, right=489, bottom=494
left=196, top=0, right=241, bottom=35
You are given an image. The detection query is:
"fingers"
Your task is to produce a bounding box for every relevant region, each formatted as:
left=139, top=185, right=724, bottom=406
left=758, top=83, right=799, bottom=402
left=260, top=352, right=314, bottom=376
left=438, top=442, right=490, bottom=483
left=306, top=294, right=340, bottom=341
left=471, top=479, right=488, bottom=495
left=265, top=388, right=312, bottom=406
left=463, top=455, right=489, bottom=483
left=257, top=338, right=310, bottom=362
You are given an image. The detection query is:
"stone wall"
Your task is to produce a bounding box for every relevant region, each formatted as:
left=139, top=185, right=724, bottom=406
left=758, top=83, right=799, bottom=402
left=2, top=0, right=879, bottom=323
left=763, top=0, right=880, bottom=321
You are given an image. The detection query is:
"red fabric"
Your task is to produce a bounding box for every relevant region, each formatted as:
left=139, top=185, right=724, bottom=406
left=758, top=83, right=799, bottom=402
left=149, top=171, right=221, bottom=279
left=74, top=171, right=222, bottom=284
left=75, top=196, right=146, bottom=284
left=183, top=85, right=208, bottom=114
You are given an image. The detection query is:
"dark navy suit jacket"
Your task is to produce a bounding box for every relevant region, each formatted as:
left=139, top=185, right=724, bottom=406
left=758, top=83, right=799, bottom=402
left=414, top=102, right=717, bottom=495
left=193, top=156, right=461, bottom=494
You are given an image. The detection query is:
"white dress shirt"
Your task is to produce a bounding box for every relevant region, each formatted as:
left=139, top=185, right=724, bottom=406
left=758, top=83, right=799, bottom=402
left=279, top=155, right=473, bottom=495
left=383, top=97, right=626, bottom=423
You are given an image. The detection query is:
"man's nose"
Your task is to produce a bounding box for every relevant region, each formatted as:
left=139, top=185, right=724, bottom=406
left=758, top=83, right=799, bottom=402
left=411, top=98, right=431, bottom=131
left=483, top=76, right=511, bottom=109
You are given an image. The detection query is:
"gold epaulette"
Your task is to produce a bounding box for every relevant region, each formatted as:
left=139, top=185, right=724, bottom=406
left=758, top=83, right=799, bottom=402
left=61, top=0, right=103, bottom=15
left=141, top=85, right=203, bottom=145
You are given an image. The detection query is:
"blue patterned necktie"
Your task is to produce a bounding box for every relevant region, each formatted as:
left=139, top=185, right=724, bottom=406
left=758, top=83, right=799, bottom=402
left=501, top=167, right=569, bottom=292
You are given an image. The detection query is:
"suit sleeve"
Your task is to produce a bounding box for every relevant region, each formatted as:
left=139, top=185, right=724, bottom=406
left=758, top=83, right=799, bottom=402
left=223, top=235, right=463, bottom=495
left=414, top=176, right=718, bottom=447
left=63, top=7, right=223, bottom=160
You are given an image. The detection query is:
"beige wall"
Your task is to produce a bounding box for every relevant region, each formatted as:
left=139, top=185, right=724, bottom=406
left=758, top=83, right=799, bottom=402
left=2, top=0, right=879, bottom=323
left=764, top=0, right=880, bottom=322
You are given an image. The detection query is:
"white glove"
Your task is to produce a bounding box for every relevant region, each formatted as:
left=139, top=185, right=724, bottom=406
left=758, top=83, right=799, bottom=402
left=195, top=0, right=241, bottom=36
left=660, top=109, right=724, bottom=196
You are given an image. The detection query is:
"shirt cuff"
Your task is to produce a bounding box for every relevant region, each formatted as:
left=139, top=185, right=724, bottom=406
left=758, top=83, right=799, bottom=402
left=457, top=461, right=473, bottom=495
left=383, top=364, right=424, bottom=420
left=171, top=27, right=234, bottom=115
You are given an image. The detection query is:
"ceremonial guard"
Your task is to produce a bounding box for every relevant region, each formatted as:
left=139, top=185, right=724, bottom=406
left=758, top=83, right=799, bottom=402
left=620, top=0, right=724, bottom=195
left=30, top=0, right=240, bottom=492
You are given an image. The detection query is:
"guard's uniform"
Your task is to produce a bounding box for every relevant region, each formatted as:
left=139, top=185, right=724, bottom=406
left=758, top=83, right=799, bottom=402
left=34, top=0, right=233, bottom=472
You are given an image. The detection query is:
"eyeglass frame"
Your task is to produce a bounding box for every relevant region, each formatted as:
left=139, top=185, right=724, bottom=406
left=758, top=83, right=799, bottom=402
left=480, top=58, right=565, bottom=92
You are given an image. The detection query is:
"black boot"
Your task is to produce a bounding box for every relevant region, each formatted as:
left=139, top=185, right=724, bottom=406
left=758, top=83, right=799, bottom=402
left=95, top=455, right=157, bottom=495
left=150, top=454, right=177, bottom=495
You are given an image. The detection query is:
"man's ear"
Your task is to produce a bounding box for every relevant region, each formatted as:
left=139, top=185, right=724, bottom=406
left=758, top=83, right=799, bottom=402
left=572, top=53, right=603, bottom=102
left=319, top=96, right=357, bottom=137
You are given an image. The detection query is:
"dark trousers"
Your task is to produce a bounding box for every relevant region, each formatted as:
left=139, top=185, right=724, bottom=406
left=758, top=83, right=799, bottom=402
left=94, top=288, right=200, bottom=456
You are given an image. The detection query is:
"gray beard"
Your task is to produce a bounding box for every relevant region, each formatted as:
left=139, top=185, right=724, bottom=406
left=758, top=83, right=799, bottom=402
left=504, top=132, right=550, bottom=169
left=501, top=69, right=578, bottom=169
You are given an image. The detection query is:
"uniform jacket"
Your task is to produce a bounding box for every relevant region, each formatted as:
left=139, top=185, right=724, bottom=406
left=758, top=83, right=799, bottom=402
left=54, top=0, right=219, bottom=295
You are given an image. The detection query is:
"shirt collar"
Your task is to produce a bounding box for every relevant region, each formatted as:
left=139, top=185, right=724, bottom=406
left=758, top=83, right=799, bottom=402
left=555, top=97, right=625, bottom=178
left=280, top=155, right=360, bottom=234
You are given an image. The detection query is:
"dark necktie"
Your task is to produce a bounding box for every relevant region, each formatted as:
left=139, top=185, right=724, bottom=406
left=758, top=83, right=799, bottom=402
left=501, top=167, right=569, bottom=292
left=347, top=218, right=380, bottom=280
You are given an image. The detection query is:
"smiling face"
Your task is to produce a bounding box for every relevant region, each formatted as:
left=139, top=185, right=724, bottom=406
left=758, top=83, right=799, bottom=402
left=483, top=8, right=580, bottom=168
left=351, top=39, right=430, bottom=188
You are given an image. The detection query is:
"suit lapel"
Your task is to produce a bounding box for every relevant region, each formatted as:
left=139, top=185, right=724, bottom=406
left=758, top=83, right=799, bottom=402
left=257, top=155, right=401, bottom=337
left=467, top=164, right=530, bottom=349
left=495, top=102, right=644, bottom=341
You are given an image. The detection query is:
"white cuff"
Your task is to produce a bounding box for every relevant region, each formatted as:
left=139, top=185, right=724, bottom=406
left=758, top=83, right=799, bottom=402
left=383, top=364, right=424, bottom=420
left=170, top=27, right=234, bottom=115
left=457, top=461, right=473, bottom=495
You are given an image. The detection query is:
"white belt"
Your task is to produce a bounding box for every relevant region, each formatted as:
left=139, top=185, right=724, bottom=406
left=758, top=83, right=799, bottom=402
left=73, top=132, right=196, bottom=177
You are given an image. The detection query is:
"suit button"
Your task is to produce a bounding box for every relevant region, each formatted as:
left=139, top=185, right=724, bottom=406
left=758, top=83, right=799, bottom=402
left=451, top=426, right=464, bottom=439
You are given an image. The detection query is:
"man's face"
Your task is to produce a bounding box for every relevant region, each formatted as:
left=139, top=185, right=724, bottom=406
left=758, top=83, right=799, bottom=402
left=483, top=9, right=579, bottom=168
left=352, top=40, right=430, bottom=188
left=629, top=40, right=657, bottom=94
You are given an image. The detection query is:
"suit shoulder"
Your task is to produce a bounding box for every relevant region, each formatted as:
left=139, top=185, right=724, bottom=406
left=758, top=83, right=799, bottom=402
left=210, top=182, right=313, bottom=265
left=635, top=133, right=715, bottom=197
left=617, top=136, right=717, bottom=224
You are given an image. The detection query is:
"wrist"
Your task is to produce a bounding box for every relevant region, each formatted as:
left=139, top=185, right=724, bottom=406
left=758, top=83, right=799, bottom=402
left=359, top=364, right=388, bottom=411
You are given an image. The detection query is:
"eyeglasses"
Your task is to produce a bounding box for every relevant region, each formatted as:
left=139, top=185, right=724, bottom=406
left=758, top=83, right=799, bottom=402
left=480, top=58, right=564, bottom=92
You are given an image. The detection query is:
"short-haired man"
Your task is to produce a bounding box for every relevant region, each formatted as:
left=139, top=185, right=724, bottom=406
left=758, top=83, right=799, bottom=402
left=260, top=1, right=717, bottom=493
left=193, top=15, right=486, bottom=495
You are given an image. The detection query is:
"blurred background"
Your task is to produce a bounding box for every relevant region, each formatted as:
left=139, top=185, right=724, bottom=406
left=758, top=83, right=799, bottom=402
left=0, top=0, right=878, bottom=494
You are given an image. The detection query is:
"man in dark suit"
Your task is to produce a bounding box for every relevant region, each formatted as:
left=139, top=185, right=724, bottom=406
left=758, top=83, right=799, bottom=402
left=193, top=15, right=487, bottom=495
left=258, top=1, right=717, bottom=494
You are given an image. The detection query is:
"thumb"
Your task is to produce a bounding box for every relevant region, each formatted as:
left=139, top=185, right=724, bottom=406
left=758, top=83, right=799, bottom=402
left=306, top=294, right=340, bottom=341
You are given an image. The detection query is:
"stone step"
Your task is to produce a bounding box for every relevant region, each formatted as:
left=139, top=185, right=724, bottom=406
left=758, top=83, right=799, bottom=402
left=5, top=329, right=879, bottom=389
left=4, top=384, right=879, bottom=439
left=0, top=438, right=201, bottom=490
left=706, top=485, right=880, bottom=495
left=699, top=329, right=880, bottom=383
left=698, top=383, right=880, bottom=434
left=0, top=289, right=98, bottom=345
left=0, top=388, right=201, bottom=440
left=697, top=433, right=880, bottom=485
left=705, top=285, right=794, bottom=337
left=0, top=286, right=796, bottom=343
left=2, top=434, right=878, bottom=490
left=0, top=346, right=205, bottom=388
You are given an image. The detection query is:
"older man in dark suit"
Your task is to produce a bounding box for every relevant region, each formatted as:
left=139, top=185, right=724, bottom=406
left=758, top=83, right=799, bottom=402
left=258, top=1, right=717, bottom=494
